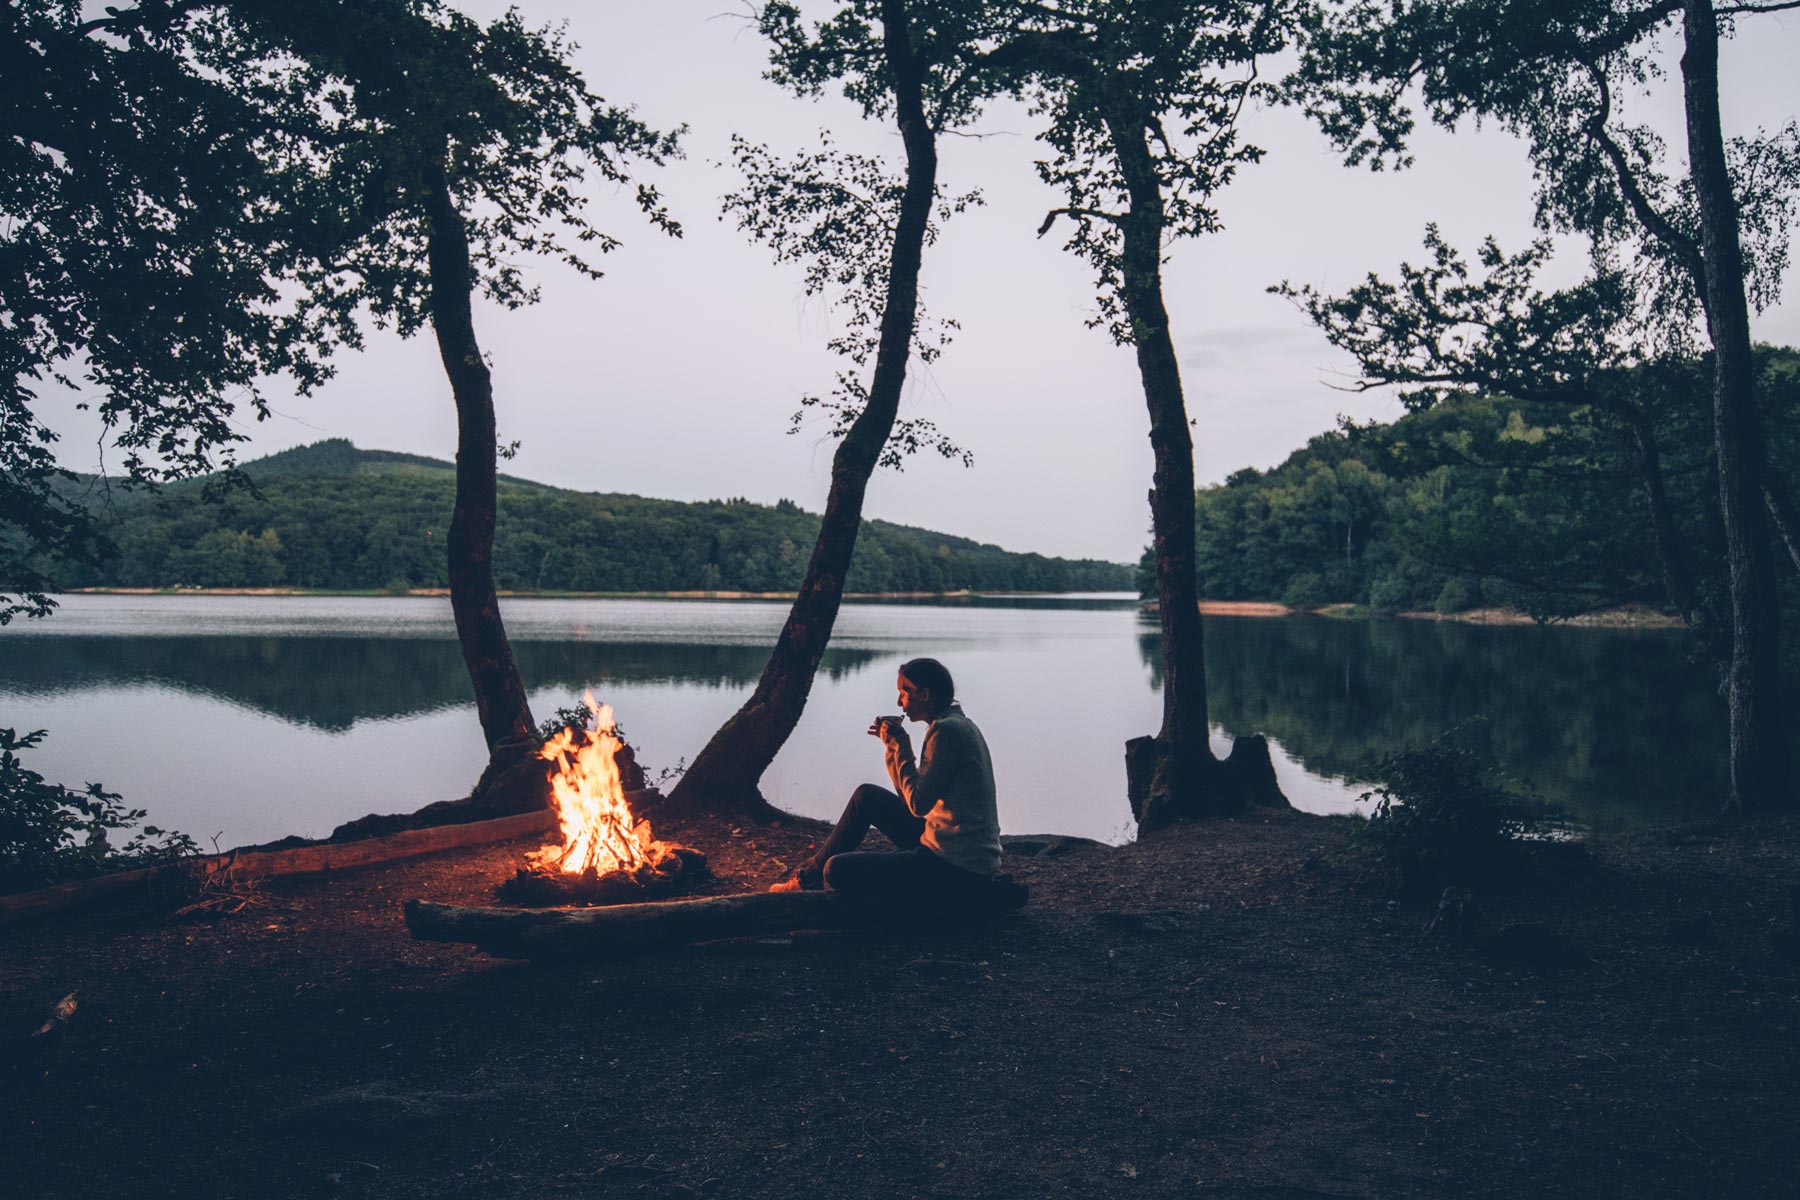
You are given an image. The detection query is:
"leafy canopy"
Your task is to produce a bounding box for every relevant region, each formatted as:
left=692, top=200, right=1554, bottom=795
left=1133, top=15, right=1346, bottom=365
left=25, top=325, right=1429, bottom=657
left=993, top=0, right=1302, bottom=342
left=1288, top=0, right=1800, bottom=348
left=1, top=0, right=680, bottom=620
left=722, top=1, right=1016, bottom=468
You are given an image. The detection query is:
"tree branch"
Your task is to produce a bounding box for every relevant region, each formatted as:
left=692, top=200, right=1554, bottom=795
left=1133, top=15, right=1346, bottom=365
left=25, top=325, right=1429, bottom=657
left=71, top=0, right=208, bottom=41
left=1584, top=65, right=1709, bottom=286
left=1037, top=205, right=1123, bottom=235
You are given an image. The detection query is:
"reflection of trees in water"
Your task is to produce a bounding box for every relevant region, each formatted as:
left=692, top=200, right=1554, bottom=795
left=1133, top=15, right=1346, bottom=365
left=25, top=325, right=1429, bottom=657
left=1139, top=615, right=1732, bottom=826
left=0, top=637, right=886, bottom=731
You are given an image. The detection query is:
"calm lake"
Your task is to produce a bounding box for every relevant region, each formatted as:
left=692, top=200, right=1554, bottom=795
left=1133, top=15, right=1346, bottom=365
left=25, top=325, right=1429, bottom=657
left=0, top=594, right=1727, bottom=848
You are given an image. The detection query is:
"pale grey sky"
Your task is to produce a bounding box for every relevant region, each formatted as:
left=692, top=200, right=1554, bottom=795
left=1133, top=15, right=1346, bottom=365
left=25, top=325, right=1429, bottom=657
left=47, top=2, right=1800, bottom=561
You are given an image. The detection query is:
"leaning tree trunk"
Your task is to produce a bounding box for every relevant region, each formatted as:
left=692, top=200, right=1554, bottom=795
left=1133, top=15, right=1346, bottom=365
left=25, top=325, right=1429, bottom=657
left=1764, top=475, right=1800, bottom=578
left=1681, top=0, right=1788, bottom=815
left=661, top=0, right=936, bottom=819
left=1102, top=101, right=1283, bottom=829
left=423, top=154, right=538, bottom=769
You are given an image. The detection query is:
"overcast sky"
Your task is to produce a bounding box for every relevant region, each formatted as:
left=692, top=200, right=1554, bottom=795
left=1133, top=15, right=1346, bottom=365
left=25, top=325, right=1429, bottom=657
left=48, top=2, right=1800, bottom=562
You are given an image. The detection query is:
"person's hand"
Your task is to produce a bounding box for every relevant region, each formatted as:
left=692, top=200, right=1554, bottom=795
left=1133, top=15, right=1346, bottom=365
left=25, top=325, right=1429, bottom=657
left=868, top=715, right=907, bottom=746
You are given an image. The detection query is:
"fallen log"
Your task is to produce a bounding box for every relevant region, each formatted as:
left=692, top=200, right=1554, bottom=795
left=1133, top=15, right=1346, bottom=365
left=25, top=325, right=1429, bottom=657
left=405, top=880, right=1029, bottom=960
left=0, top=805, right=571, bottom=927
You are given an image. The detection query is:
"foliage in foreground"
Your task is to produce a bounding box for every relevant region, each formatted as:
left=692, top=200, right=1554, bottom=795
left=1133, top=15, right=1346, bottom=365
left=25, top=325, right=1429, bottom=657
left=1355, top=741, right=1555, bottom=899
left=0, top=729, right=198, bottom=895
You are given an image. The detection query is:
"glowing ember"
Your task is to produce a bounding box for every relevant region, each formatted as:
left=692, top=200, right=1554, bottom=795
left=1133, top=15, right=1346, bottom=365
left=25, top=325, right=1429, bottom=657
left=529, top=695, right=653, bottom=876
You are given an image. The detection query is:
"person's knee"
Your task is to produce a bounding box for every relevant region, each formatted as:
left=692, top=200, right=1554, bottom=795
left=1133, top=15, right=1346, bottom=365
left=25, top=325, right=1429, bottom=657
left=847, top=783, right=890, bottom=820
left=822, top=851, right=885, bottom=894
left=849, top=782, right=888, bottom=807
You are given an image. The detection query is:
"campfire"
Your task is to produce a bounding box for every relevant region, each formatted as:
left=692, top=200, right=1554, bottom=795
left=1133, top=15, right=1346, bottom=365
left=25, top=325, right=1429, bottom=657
left=498, top=698, right=707, bottom=907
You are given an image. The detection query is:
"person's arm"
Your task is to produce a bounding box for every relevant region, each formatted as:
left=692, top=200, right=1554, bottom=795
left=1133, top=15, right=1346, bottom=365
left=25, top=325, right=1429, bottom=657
left=884, top=721, right=963, bottom=818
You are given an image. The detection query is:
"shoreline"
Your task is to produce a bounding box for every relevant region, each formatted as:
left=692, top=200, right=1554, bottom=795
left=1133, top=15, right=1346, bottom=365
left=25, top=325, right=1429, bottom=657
left=54, top=588, right=1685, bottom=629
left=56, top=586, right=1062, bottom=602
left=57, top=587, right=1687, bottom=627
left=1169, top=598, right=1686, bottom=630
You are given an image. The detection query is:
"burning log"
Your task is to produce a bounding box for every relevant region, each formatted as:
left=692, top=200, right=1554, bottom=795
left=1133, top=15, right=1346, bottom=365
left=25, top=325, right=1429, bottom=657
left=497, top=844, right=709, bottom=907
left=496, top=698, right=711, bottom=906
left=405, top=880, right=1028, bottom=960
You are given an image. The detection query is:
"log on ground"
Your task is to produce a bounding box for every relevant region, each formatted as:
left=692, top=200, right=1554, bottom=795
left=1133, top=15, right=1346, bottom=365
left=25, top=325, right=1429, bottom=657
left=0, top=807, right=560, bottom=928
left=404, top=881, right=1028, bottom=960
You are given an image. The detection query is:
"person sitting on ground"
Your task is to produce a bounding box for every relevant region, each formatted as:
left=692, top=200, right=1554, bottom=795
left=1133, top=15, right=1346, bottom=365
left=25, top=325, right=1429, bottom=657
left=771, top=657, right=1002, bottom=900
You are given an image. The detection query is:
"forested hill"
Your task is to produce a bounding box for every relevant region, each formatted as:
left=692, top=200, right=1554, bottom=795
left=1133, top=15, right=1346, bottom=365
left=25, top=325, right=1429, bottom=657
left=1156, top=346, right=1800, bottom=622
left=56, top=440, right=1132, bottom=594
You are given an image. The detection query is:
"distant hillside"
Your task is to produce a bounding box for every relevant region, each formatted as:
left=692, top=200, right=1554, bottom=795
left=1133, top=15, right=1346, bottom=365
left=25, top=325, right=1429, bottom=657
left=54, top=439, right=1132, bottom=594
left=1162, top=345, right=1800, bottom=623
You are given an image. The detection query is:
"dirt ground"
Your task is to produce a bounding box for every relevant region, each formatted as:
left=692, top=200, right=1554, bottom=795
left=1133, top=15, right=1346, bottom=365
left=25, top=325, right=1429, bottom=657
left=4, top=809, right=1798, bottom=1200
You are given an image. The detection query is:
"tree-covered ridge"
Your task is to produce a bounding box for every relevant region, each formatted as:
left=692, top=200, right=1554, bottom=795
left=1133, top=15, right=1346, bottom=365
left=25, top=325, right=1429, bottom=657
left=1157, top=347, right=1800, bottom=621
left=55, top=440, right=1131, bottom=595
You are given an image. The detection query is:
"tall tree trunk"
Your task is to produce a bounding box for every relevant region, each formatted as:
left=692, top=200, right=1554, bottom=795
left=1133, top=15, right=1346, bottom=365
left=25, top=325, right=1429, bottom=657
left=1101, top=103, right=1209, bottom=788
left=662, top=0, right=936, bottom=818
left=1681, top=0, right=1787, bottom=815
left=423, top=153, right=537, bottom=758
left=1094, top=103, right=1281, bottom=827
left=1102, top=100, right=1282, bottom=825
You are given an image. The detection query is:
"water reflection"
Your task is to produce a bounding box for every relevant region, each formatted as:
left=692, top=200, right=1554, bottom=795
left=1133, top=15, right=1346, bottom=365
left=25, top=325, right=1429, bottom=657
left=0, top=636, right=883, bottom=731
left=1141, top=614, right=1728, bottom=827
left=0, top=594, right=1156, bottom=845
left=0, top=595, right=1738, bottom=844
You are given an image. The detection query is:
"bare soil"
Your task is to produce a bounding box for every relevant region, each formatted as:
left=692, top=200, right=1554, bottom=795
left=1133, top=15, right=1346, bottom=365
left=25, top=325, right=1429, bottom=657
left=4, top=810, right=1798, bottom=1199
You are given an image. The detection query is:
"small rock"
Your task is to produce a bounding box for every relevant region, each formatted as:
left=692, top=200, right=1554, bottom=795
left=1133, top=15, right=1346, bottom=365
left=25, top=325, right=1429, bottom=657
left=1003, top=834, right=1107, bottom=857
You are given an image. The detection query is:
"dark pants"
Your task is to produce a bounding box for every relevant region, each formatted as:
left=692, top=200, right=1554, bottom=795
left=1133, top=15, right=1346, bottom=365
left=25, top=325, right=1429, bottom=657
left=800, top=783, right=987, bottom=904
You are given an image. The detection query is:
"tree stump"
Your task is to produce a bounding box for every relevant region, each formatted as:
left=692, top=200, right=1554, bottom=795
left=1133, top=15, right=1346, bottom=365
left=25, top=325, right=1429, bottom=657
left=1126, top=733, right=1289, bottom=831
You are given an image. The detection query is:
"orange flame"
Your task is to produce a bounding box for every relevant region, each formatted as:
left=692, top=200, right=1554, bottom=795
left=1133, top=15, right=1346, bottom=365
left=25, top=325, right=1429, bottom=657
left=531, top=694, right=651, bottom=876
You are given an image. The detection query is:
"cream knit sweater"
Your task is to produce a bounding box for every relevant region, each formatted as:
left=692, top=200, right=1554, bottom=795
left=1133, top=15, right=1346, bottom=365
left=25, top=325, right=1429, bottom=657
left=884, top=702, right=1003, bottom=877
